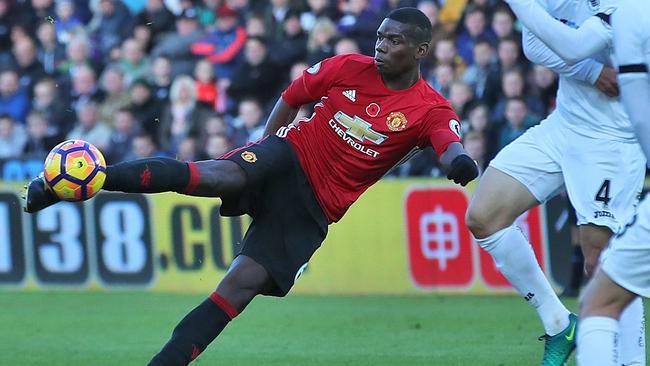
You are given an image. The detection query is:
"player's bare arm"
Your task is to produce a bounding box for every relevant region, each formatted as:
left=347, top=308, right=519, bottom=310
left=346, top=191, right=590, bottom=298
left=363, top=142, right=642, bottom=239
left=263, top=96, right=299, bottom=136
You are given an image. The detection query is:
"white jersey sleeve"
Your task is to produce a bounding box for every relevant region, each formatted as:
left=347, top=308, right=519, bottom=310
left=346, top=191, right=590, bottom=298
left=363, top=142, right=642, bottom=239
left=506, top=0, right=611, bottom=64
left=612, top=0, right=650, bottom=160
left=523, top=27, right=603, bottom=84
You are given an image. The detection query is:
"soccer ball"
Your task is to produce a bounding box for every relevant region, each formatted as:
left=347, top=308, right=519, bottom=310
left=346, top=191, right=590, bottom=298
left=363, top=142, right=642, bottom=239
left=43, top=139, right=107, bottom=201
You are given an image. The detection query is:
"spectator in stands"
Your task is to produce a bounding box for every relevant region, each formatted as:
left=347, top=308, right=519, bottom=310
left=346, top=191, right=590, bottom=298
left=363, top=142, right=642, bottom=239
left=246, top=15, right=267, bottom=38
left=191, top=6, right=246, bottom=81
left=0, top=69, right=29, bottom=123
left=428, top=63, right=454, bottom=98
left=66, top=101, right=110, bottom=151
left=58, top=35, right=96, bottom=82
left=337, top=0, right=382, bottom=55
left=150, top=8, right=203, bottom=78
left=114, top=38, right=150, bottom=87
left=0, top=0, right=12, bottom=57
left=129, top=78, right=162, bottom=138
left=135, top=0, right=175, bottom=44
left=228, top=37, right=283, bottom=108
left=98, top=66, right=129, bottom=125
left=149, top=56, right=173, bottom=103
left=14, top=0, right=54, bottom=31
left=270, top=11, right=308, bottom=70
left=194, top=59, right=217, bottom=109
left=12, top=37, right=46, bottom=97
left=68, top=65, right=104, bottom=111
left=35, top=21, right=66, bottom=76
left=449, top=81, right=474, bottom=119
left=306, top=17, right=337, bottom=64
left=54, top=0, right=83, bottom=45
left=105, top=107, right=140, bottom=164
left=418, top=1, right=446, bottom=45
left=133, top=23, right=154, bottom=54
left=334, top=37, right=361, bottom=55
left=463, top=130, right=487, bottom=174
left=204, top=133, right=232, bottom=159
left=31, top=78, right=74, bottom=136
left=191, top=0, right=217, bottom=28
left=463, top=39, right=496, bottom=100
left=300, top=0, right=340, bottom=32
left=127, top=132, right=166, bottom=160
left=23, top=110, right=59, bottom=159
left=230, top=98, right=265, bottom=146
left=177, top=136, right=203, bottom=161
left=159, top=75, right=211, bottom=153
left=492, top=69, right=543, bottom=121
left=497, top=97, right=539, bottom=150
left=90, top=0, right=134, bottom=59
left=491, top=6, right=518, bottom=41
left=483, top=36, right=523, bottom=107
left=455, top=5, right=496, bottom=65
left=264, top=0, right=291, bottom=40
left=0, top=113, right=27, bottom=158
left=434, top=38, right=466, bottom=79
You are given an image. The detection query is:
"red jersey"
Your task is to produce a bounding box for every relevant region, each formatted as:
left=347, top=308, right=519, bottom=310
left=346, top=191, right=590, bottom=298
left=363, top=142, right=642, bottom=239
left=280, top=54, right=461, bottom=223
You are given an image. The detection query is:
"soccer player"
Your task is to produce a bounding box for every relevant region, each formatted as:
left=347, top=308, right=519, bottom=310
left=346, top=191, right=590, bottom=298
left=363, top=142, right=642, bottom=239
left=465, top=0, right=647, bottom=365
left=24, top=8, right=479, bottom=365
left=577, top=1, right=650, bottom=364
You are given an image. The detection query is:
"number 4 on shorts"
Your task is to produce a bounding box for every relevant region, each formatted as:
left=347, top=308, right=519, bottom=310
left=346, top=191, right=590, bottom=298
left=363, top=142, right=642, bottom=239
left=595, top=179, right=611, bottom=206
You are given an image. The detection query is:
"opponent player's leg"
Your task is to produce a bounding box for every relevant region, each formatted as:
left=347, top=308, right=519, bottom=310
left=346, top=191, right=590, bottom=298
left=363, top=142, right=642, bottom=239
left=576, top=269, right=637, bottom=366
left=24, top=157, right=246, bottom=213
left=149, top=255, right=275, bottom=366
left=563, top=137, right=647, bottom=365
left=467, top=167, right=574, bottom=346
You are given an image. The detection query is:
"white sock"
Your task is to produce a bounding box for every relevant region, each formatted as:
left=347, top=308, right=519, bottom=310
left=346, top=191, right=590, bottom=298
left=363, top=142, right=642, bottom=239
left=577, top=316, right=619, bottom=366
left=476, top=226, right=570, bottom=335
left=619, top=297, right=646, bottom=366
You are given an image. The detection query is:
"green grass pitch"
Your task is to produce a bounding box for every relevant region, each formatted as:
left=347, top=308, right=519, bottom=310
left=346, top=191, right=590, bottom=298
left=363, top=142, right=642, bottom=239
left=0, top=291, right=643, bottom=365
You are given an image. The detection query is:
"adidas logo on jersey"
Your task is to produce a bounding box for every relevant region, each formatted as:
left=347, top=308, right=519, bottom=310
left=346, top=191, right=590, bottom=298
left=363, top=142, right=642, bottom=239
left=342, top=89, right=356, bottom=102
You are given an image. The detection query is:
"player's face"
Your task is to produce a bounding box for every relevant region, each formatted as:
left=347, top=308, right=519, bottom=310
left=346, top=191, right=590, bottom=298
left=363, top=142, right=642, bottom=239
left=374, top=19, right=427, bottom=77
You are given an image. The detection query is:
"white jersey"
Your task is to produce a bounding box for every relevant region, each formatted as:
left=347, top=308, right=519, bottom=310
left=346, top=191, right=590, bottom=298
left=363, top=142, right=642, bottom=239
left=612, top=0, right=650, bottom=156
left=541, top=0, right=634, bottom=141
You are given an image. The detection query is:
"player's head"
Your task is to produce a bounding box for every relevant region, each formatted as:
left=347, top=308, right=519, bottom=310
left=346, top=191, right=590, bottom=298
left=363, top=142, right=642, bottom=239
left=375, top=7, right=432, bottom=76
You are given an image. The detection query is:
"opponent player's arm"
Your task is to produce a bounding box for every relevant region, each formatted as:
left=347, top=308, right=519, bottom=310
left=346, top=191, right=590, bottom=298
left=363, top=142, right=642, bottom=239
left=506, top=0, right=610, bottom=64
left=613, top=4, right=650, bottom=159
left=523, top=28, right=618, bottom=96
left=263, top=97, right=300, bottom=136
left=523, top=28, right=603, bottom=83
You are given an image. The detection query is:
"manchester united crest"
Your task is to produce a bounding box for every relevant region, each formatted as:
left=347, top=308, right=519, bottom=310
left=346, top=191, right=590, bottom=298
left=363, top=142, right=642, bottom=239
left=386, top=112, right=407, bottom=131
left=241, top=151, right=257, bottom=163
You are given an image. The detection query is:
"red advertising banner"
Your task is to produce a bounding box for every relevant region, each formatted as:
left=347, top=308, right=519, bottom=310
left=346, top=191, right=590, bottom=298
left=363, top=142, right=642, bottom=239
left=405, top=188, right=473, bottom=288
left=478, top=207, right=545, bottom=288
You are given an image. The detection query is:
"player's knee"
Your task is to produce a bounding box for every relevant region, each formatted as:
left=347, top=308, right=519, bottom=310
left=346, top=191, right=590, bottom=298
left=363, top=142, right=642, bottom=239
left=466, top=205, right=495, bottom=239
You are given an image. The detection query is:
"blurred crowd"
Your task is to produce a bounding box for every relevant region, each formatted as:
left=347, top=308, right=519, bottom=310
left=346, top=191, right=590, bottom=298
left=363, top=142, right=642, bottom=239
left=0, top=0, right=558, bottom=177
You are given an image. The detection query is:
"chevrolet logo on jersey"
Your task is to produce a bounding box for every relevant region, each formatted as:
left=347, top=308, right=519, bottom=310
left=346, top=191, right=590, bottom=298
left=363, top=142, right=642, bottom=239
left=333, top=111, right=387, bottom=144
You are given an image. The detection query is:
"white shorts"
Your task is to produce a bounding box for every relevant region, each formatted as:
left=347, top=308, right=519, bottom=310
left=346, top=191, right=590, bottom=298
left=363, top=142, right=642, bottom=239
left=601, top=196, right=650, bottom=298
left=490, top=112, right=645, bottom=233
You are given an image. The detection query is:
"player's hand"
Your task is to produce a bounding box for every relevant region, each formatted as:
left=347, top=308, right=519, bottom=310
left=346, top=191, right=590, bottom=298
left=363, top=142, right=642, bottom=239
left=446, top=154, right=479, bottom=186
left=596, top=67, right=619, bottom=97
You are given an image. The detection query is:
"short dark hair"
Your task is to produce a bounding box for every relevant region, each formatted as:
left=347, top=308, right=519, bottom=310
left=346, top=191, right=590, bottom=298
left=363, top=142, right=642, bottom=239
left=386, top=7, right=433, bottom=45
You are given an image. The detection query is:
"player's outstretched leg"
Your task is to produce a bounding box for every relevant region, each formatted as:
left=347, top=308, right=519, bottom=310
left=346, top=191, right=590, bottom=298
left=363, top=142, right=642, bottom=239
left=24, top=157, right=246, bottom=213
left=466, top=167, right=575, bottom=366
left=149, top=255, right=275, bottom=365
left=576, top=269, right=637, bottom=366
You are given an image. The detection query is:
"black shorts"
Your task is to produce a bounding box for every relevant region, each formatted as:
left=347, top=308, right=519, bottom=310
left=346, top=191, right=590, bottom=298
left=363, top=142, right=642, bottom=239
left=219, top=135, right=328, bottom=297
